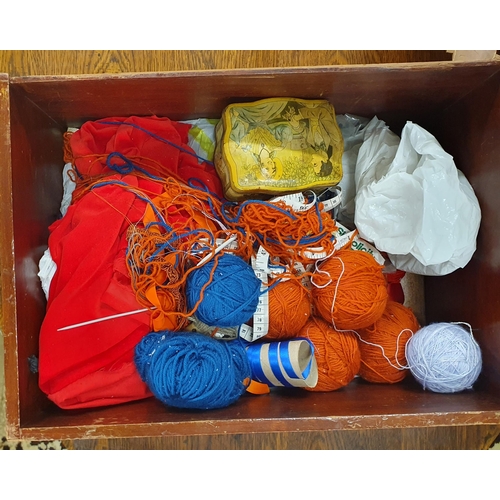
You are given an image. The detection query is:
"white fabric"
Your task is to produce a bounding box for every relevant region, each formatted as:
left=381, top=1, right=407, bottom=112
left=38, top=162, right=76, bottom=300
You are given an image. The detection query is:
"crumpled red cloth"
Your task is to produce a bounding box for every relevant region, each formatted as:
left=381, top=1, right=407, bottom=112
left=39, top=175, right=163, bottom=409
left=39, top=115, right=225, bottom=409
left=70, top=115, right=224, bottom=198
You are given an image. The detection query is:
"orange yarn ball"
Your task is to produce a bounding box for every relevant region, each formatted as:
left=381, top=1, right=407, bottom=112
left=266, top=279, right=311, bottom=340
left=357, top=300, right=420, bottom=384
left=300, top=316, right=360, bottom=392
left=311, top=249, right=388, bottom=330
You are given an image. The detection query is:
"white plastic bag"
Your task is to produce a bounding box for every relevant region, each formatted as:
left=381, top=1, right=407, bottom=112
left=335, top=114, right=371, bottom=228
left=354, top=121, right=481, bottom=276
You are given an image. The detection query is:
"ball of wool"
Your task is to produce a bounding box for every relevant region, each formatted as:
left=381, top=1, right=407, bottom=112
left=300, top=316, right=360, bottom=391
left=135, top=331, right=251, bottom=410
left=311, top=249, right=388, bottom=330
left=357, top=300, right=420, bottom=384
left=406, top=322, right=482, bottom=393
left=185, top=253, right=262, bottom=327
left=266, top=279, right=312, bottom=341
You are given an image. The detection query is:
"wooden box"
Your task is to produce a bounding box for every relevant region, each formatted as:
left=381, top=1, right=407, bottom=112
left=1, top=61, right=500, bottom=445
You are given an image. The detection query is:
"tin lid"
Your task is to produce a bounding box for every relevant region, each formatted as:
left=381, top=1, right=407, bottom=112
left=218, top=97, right=344, bottom=198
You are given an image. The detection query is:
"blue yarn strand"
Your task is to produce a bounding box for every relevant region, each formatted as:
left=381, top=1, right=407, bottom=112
left=314, top=201, right=324, bottom=233
left=255, top=231, right=326, bottom=248
left=149, top=228, right=214, bottom=261
left=144, top=220, right=174, bottom=234
left=106, top=151, right=166, bottom=181
left=221, top=199, right=298, bottom=225
left=72, top=163, right=84, bottom=180
left=98, top=120, right=214, bottom=166
left=90, top=179, right=172, bottom=231
left=187, top=178, right=226, bottom=201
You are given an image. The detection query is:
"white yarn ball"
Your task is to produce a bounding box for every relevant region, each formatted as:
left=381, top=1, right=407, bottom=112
left=406, top=322, right=482, bottom=393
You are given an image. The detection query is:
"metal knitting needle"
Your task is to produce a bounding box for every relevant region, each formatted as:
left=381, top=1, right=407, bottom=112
left=58, top=236, right=238, bottom=331
left=57, top=307, right=156, bottom=331
left=196, top=234, right=238, bottom=267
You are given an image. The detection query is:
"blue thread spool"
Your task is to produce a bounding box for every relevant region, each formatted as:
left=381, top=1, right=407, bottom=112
left=135, top=331, right=251, bottom=410
left=185, top=253, right=262, bottom=327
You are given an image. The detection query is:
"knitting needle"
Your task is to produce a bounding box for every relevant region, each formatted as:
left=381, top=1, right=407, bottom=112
left=57, top=307, right=155, bottom=331
left=58, top=235, right=238, bottom=331
left=196, top=234, right=238, bottom=267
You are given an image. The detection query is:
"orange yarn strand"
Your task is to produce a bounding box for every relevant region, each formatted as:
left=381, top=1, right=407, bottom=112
left=220, top=199, right=338, bottom=270
left=126, top=222, right=227, bottom=332
left=63, top=131, right=74, bottom=164
left=123, top=178, right=252, bottom=332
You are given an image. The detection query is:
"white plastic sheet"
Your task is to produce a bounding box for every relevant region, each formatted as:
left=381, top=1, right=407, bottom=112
left=335, top=114, right=371, bottom=228
left=354, top=120, right=481, bottom=276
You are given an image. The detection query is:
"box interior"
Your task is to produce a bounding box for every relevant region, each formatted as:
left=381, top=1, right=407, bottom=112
left=3, top=62, right=500, bottom=440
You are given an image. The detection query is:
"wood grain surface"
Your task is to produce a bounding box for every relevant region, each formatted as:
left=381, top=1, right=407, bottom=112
left=2, top=49, right=499, bottom=450
left=63, top=424, right=500, bottom=450
left=0, top=50, right=451, bottom=76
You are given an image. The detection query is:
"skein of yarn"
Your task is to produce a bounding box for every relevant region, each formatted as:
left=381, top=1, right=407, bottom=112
left=185, top=253, right=262, bottom=327
left=135, top=330, right=251, bottom=409
left=406, top=322, right=482, bottom=393
left=300, top=316, right=360, bottom=392
left=265, top=279, right=312, bottom=341
left=357, top=300, right=420, bottom=384
left=311, top=249, right=388, bottom=330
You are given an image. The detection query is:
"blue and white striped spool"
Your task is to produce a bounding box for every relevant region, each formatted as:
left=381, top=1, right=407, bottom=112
left=246, top=338, right=318, bottom=389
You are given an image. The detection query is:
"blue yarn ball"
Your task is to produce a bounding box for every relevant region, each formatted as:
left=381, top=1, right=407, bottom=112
left=135, top=331, right=251, bottom=410
left=406, top=322, right=482, bottom=393
left=186, top=253, right=262, bottom=327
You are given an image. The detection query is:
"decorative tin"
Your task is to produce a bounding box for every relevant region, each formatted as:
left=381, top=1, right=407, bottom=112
left=214, top=97, right=344, bottom=200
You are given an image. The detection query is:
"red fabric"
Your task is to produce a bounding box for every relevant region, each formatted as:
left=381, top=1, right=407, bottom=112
left=47, top=357, right=151, bottom=410
left=70, top=115, right=224, bottom=198
left=39, top=175, right=165, bottom=409
left=385, top=269, right=406, bottom=304
left=40, top=115, right=226, bottom=410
